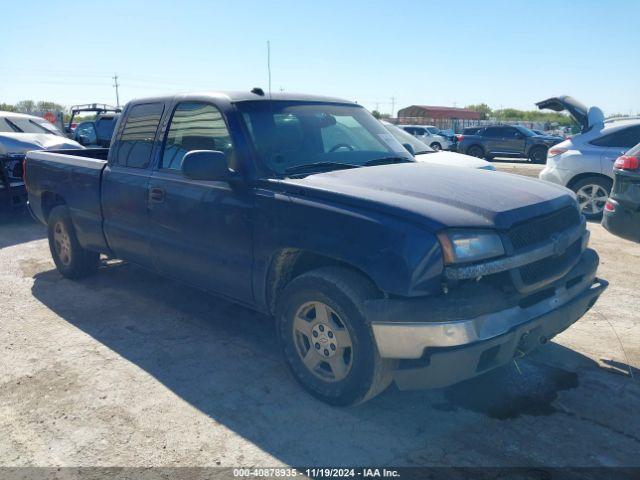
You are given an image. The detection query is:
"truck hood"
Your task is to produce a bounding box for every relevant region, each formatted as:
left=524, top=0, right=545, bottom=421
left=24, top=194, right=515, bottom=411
left=280, top=163, right=576, bottom=230
left=536, top=95, right=604, bottom=133
left=415, top=151, right=495, bottom=170
left=0, top=133, right=83, bottom=155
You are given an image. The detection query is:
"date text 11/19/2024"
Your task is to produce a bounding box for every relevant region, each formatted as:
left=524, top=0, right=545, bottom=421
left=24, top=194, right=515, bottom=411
left=232, top=468, right=400, bottom=477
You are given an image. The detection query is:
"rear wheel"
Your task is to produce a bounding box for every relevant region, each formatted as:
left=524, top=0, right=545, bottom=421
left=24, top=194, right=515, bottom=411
left=467, top=145, right=484, bottom=159
left=48, top=206, right=100, bottom=278
left=529, top=146, right=548, bottom=164
left=571, top=176, right=612, bottom=220
left=276, top=267, right=396, bottom=406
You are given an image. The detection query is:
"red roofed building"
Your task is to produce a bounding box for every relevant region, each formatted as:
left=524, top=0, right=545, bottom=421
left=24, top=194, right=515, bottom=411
left=396, top=105, right=482, bottom=131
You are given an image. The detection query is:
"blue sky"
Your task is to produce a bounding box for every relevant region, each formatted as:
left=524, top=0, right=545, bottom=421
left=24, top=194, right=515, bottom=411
left=1, top=0, right=639, bottom=115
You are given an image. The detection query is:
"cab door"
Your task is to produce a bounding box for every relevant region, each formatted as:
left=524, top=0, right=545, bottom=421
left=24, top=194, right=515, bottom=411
left=146, top=101, right=254, bottom=303
left=102, top=102, right=165, bottom=267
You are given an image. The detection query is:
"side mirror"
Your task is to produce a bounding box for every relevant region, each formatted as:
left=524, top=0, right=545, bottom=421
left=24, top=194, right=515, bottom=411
left=77, top=135, right=91, bottom=146
left=402, top=143, right=415, bottom=155
left=181, top=150, right=233, bottom=181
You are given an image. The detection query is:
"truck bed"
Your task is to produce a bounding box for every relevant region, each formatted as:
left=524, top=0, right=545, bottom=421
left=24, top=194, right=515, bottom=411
left=25, top=148, right=110, bottom=252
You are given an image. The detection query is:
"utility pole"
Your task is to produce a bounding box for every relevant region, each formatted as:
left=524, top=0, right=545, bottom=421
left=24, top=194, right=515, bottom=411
left=375, top=102, right=380, bottom=112
left=267, top=41, right=272, bottom=99
left=112, top=74, right=120, bottom=108
left=390, top=97, right=396, bottom=117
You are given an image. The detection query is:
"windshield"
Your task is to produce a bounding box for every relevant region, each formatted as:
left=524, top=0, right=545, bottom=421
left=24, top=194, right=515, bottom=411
left=1, top=116, right=63, bottom=136
left=382, top=122, right=434, bottom=155
left=425, top=126, right=440, bottom=134
left=515, top=125, right=536, bottom=137
left=237, top=101, right=413, bottom=176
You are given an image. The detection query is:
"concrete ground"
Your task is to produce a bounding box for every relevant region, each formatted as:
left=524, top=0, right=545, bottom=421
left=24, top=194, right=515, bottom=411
left=1, top=161, right=639, bottom=468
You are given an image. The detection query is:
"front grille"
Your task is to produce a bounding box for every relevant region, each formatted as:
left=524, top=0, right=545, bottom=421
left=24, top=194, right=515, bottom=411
left=507, top=207, right=580, bottom=251
left=519, top=240, right=582, bottom=285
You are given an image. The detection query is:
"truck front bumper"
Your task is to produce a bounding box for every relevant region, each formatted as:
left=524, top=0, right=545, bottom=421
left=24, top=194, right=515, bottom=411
left=366, top=249, right=606, bottom=389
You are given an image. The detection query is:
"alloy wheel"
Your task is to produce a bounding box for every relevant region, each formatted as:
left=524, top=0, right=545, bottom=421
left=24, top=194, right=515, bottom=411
left=292, top=301, right=353, bottom=382
left=53, top=221, right=72, bottom=266
left=576, top=184, right=609, bottom=216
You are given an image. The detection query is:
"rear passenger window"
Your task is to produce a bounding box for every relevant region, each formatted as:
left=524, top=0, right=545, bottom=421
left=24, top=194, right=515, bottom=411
left=483, top=127, right=502, bottom=138
left=590, top=126, right=640, bottom=149
left=115, top=103, right=164, bottom=168
left=161, top=102, right=233, bottom=170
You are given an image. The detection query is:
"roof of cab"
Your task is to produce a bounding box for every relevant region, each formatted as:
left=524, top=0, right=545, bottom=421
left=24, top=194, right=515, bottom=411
left=126, top=90, right=356, bottom=106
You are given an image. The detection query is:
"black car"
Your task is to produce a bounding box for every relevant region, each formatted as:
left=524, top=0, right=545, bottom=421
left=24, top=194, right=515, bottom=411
left=602, top=142, right=640, bottom=242
left=457, top=124, right=562, bottom=163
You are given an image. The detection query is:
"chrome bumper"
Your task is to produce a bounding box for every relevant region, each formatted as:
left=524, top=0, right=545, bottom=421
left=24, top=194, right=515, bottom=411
left=370, top=248, right=603, bottom=360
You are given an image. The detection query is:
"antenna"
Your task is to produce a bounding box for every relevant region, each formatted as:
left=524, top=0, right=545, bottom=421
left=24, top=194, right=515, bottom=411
left=112, top=74, right=121, bottom=108
left=267, top=41, right=272, bottom=100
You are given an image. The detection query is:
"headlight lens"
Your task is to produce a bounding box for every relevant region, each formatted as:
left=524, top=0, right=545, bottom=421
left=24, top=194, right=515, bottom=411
left=437, top=230, right=505, bottom=264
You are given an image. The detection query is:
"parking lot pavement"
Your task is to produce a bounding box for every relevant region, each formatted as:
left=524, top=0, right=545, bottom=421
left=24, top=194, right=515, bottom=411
left=1, top=184, right=639, bottom=468
left=493, top=160, right=544, bottom=178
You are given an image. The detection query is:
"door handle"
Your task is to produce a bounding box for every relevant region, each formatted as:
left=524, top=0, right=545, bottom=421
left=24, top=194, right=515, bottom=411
left=148, top=187, right=165, bottom=203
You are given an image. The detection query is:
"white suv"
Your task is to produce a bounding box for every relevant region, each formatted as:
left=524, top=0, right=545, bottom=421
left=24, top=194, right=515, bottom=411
left=399, top=125, right=453, bottom=151
left=537, top=96, right=640, bottom=219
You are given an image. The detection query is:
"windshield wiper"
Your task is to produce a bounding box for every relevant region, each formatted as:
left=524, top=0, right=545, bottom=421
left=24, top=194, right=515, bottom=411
left=284, top=162, right=360, bottom=176
left=362, top=156, right=413, bottom=166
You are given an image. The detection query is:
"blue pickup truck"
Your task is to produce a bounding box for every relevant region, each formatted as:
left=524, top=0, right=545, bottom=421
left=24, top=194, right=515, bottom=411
left=25, top=91, right=607, bottom=405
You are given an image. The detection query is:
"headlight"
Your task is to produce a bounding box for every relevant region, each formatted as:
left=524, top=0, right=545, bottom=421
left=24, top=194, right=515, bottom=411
left=437, top=230, right=505, bottom=264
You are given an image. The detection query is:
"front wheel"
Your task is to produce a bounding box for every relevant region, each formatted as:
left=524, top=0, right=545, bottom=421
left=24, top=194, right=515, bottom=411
left=48, top=205, right=100, bottom=278
left=276, top=267, right=396, bottom=406
left=430, top=142, right=442, bottom=151
left=466, top=145, right=484, bottom=159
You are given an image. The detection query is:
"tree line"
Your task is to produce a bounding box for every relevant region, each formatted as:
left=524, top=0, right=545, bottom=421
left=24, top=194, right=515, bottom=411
left=0, top=100, right=66, bottom=115
left=465, top=103, right=573, bottom=126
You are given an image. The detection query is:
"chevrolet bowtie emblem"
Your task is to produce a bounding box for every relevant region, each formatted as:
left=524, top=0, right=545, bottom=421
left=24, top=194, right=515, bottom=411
left=550, top=233, right=569, bottom=256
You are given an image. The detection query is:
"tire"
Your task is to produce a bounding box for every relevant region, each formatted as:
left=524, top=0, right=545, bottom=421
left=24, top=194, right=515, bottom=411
left=467, top=145, right=484, bottom=159
left=529, top=146, right=548, bottom=164
left=47, top=205, right=100, bottom=279
left=276, top=266, right=397, bottom=406
left=571, top=176, right=612, bottom=220
left=430, top=142, right=442, bottom=151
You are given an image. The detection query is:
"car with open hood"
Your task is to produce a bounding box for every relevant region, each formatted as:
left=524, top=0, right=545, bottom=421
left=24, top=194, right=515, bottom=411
left=0, top=111, right=82, bottom=209
left=537, top=95, right=640, bottom=219
left=24, top=91, right=607, bottom=405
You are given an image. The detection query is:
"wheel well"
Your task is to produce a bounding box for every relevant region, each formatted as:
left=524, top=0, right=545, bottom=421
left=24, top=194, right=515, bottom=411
left=467, top=143, right=484, bottom=153
left=529, top=144, right=548, bottom=153
left=567, top=173, right=612, bottom=191
left=265, top=249, right=379, bottom=314
left=41, top=192, right=66, bottom=221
